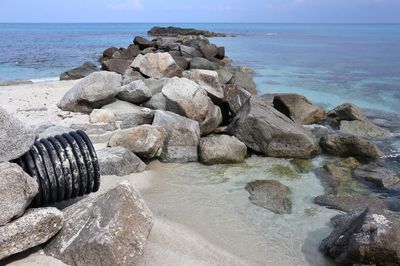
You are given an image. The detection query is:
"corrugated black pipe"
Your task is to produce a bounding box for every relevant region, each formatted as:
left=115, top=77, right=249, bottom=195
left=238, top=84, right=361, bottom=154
left=14, top=130, right=100, bottom=207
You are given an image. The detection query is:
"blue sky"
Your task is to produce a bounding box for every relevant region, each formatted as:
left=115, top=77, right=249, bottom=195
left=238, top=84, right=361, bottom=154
left=0, top=0, right=399, bottom=23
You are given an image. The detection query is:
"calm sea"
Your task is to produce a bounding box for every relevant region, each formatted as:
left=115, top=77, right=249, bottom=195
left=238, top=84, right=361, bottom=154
left=0, top=23, right=399, bottom=113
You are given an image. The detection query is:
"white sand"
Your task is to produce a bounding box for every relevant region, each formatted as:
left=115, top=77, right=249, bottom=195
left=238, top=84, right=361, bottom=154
left=0, top=80, right=251, bottom=266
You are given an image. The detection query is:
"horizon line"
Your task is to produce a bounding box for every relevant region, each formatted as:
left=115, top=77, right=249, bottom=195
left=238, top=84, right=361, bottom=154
left=1, top=22, right=400, bottom=24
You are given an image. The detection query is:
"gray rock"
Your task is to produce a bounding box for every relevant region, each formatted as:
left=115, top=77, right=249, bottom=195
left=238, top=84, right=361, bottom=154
left=143, top=78, right=169, bottom=95
left=320, top=208, right=400, bottom=265
left=339, top=120, right=390, bottom=138
left=328, top=103, right=367, bottom=121
left=58, top=71, right=122, bottom=113
left=97, top=147, right=146, bottom=176
left=199, top=44, right=219, bottom=59
left=228, top=96, right=320, bottom=159
left=101, top=99, right=153, bottom=121
left=120, top=112, right=154, bottom=129
left=179, top=45, right=202, bottom=58
left=189, top=57, right=219, bottom=71
left=353, top=163, right=399, bottom=189
left=273, top=94, right=326, bottom=125
left=101, top=59, right=131, bottom=75
left=122, top=68, right=144, bottom=85
left=314, top=194, right=387, bottom=213
left=199, top=134, right=247, bottom=164
left=0, top=208, right=63, bottom=260
left=223, top=84, right=251, bottom=113
left=152, top=110, right=200, bottom=162
left=69, top=123, right=117, bottom=134
left=216, top=46, right=225, bottom=59
left=38, top=126, right=73, bottom=139
left=0, top=107, right=37, bottom=163
left=0, top=163, right=38, bottom=226
left=102, top=47, right=118, bottom=59
left=45, top=182, right=153, bottom=266
left=108, top=125, right=166, bottom=158
left=216, top=68, right=233, bottom=84
left=60, top=62, right=98, bottom=80
left=245, top=180, right=292, bottom=214
left=320, top=135, right=383, bottom=160
left=131, top=53, right=183, bottom=79
left=89, top=109, right=115, bottom=124
left=229, top=68, right=257, bottom=95
left=120, top=44, right=140, bottom=60
left=182, top=69, right=224, bottom=102
left=134, top=36, right=154, bottom=50
left=316, top=163, right=353, bottom=194
left=143, top=93, right=167, bottom=110
left=162, top=77, right=222, bottom=134
left=148, top=26, right=227, bottom=38
left=117, top=79, right=152, bottom=104
left=169, top=51, right=189, bottom=70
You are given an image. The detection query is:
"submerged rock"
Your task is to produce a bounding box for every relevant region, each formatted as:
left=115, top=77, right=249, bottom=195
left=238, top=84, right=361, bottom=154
left=319, top=134, right=383, bottom=160
left=97, top=147, right=146, bottom=176
left=245, top=180, right=292, bottom=214
left=0, top=163, right=38, bottom=226
left=199, top=134, right=247, bottom=164
left=273, top=93, right=326, bottom=125
left=60, top=62, right=98, bottom=80
left=45, top=182, right=153, bottom=266
left=320, top=208, right=400, bottom=265
left=131, top=53, right=183, bottom=79
left=58, top=71, right=122, bottom=113
left=0, top=208, right=63, bottom=260
left=152, top=110, right=200, bottom=163
left=353, top=163, right=400, bottom=189
left=108, top=125, right=166, bottom=158
left=0, top=107, right=37, bottom=163
left=339, top=120, right=390, bottom=138
left=228, top=96, right=320, bottom=159
left=314, top=194, right=387, bottom=213
left=327, top=103, right=367, bottom=122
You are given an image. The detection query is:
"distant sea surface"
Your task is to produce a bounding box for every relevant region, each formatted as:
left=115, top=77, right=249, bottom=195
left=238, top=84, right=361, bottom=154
left=0, top=23, right=399, bottom=113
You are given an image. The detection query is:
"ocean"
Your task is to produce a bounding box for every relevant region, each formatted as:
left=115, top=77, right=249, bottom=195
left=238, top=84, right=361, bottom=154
left=0, top=23, right=399, bottom=113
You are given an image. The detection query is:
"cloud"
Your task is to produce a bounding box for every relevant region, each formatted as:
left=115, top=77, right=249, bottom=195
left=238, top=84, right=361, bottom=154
left=109, top=0, right=144, bottom=11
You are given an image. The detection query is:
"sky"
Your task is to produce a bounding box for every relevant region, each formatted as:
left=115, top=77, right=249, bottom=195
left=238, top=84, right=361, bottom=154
left=0, top=0, right=399, bottom=23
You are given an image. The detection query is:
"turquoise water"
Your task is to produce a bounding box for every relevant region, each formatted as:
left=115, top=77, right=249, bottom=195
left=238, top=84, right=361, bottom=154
left=0, top=23, right=400, bottom=112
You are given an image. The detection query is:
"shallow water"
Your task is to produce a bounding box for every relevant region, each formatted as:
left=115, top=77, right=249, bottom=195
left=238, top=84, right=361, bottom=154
left=141, top=156, right=340, bottom=265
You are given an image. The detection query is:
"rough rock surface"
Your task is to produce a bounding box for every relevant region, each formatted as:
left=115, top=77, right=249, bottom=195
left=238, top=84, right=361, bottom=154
left=122, top=69, right=144, bottom=85
left=320, top=208, right=400, bottom=265
left=58, top=71, right=122, bottom=113
left=0, top=107, right=37, bottom=163
left=327, top=103, right=367, bottom=122
left=45, top=182, right=153, bottom=266
left=148, top=26, right=228, bottom=37
left=143, top=93, right=167, bottom=111
left=199, top=134, right=247, bottom=164
left=223, top=84, right=251, bottom=113
left=273, top=94, right=326, bottom=125
left=314, top=194, right=387, bottom=213
left=227, top=96, right=320, bottom=159
left=101, top=59, right=131, bottom=75
left=353, top=163, right=400, bottom=189
left=89, top=109, right=115, bottom=124
left=183, top=69, right=224, bottom=102
left=152, top=110, right=200, bottom=162
left=189, top=57, right=219, bottom=71
left=117, top=79, right=153, bottom=104
left=339, top=120, right=390, bottom=138
left=109, top=125, right=166, bottom=158
left=320, top=135, right=383, bottom=160
left=131, top=53, right=182, bottom=79
left=97, top=147, right=146, bottom=176
left=245, top=180, right=292, bottom=214
left=133, top=36, right=154, bottom=50
left=229, top=68, right=257, bottom=95
left=0, top=163, right=38, bottom=226
left=60, top=62, right=97, bottom=80
left=162, top=77, right=222, bottom=134
left=101, top=99, right=154, bottom=122
left=0, top=208, right=63, bottom=260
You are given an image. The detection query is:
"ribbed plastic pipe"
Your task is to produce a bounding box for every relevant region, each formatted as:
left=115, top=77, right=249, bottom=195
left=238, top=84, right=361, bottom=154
left=15, top=130, right=100, bottom=207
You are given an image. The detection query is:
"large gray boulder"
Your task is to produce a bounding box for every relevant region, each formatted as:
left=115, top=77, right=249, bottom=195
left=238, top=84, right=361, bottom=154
left=152, top=110, right=200, bottom=162
left=353, top=163, right=399, bottom=189
left=0, top=107, right=37, bottom=162
left=58, top=71, right=122, bottom=113
left=320, top=135, right=383, bottom=160
left=131, top=53, right=182, bottom=79
left=45, top=182, right=153, bottom=266
left=320, top=209, right=400, bottom=265
left=245, top=180, right=292, bottom=214
left=101, top=99, right=154, bottom=122
left=199, top=134, right=247, bottom=164
left=229, top=68, right=257, bottom=95
left=0, top=208, right=63, bottom=260
left=143, top=93, right=167, bottom=110
left=162, top=77, right=222, bottom=134
left=273, top=94, right=326, bottom=125
left=189, top=57, right=218, bottom=71
left=117, top=79, right=152, bottom=104
left=101, top=59, right=131, bottom=75
left=97, top=147, right=146, bottom=176
left=328, top=103, right=367, bottom=122
left=60, top=62, right=98, bottom=80
left=223, top=84, right=251, bottom=113
left=122, top=68, right=144, bottom=85
left=108, top=125, right=166, bottom=158
left=0, top=163, right=38, bottom=226
left=339, top=120, right=390, bottom=138
left=182, top=69, right=224, bottom=102
left=227, top=96, right=320, bottom=159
